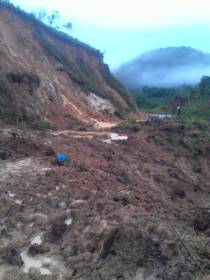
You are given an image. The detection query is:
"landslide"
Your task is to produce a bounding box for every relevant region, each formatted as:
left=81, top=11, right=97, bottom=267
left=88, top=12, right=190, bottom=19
left=0, top=2, right=136, bottom=126
left=0, top=120, right=210, bottom=279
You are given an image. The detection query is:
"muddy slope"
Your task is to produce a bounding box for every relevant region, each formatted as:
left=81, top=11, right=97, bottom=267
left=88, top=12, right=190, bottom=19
left=0, top=121, right=210, bottom=279
left=0, top=3, right=135, bottom=126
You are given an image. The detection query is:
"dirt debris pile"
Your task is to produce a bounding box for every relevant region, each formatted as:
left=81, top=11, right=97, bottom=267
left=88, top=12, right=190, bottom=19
left=0, top=121, right=209, bottom=279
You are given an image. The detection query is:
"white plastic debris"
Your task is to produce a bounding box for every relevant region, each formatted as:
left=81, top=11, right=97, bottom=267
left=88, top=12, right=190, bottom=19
left=8, top=192, right=15, bottom=198
left=110, top=133, right=128, bottom=141
left=71, top=199, right=85, bottom=206
left=103, top=133, right=128, bottom=144
left=64, top=218, right=72, bottom=226
left=31, top=236, right=42, bottom=246
left=15, top=200, right=22, bottom=205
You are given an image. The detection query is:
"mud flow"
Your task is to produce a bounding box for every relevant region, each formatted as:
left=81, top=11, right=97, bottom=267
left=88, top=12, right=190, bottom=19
left=0, top=120, right=210, bottom=279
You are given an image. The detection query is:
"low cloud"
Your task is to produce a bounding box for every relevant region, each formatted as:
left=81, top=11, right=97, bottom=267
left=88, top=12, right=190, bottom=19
left=116, top=47, right=210, bottom=88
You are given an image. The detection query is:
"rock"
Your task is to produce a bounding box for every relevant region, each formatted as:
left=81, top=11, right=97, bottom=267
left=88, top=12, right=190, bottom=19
left=49, top=199, right=60, bottom=209
left=1, top=227, right=8, bottom=237
left=193, top=185, right=204, bottom=193
left=33, top=213, right=49, bottom=226
left=173, top=187, right=186, bottom=199
left=99, top=228, right=119, bottom=259
left=192, top=159, right=202, bottom=173
left=194, top=208, right=210, bottom=232
left=4, top=248, right=24, bottom=266
left=148, top=222, right=173, bottom=241
left=28, top=244, right=48, bottom=256
left=164, top=241, right=179, bottom=258
left=45, top=147, right=56, bottom=156
left=193, top=165, right=202, bottom=173
left=29, top=267, right=42, bottom=278
left=0, top=151, right=9, bottom=160
left=50, top=223, right=67, bottom=241
left=113, top=196, right=130, bottom=206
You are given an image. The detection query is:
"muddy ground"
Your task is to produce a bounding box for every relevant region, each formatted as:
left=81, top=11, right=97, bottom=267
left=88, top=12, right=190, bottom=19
left=0, top=120, right=210, bottom=280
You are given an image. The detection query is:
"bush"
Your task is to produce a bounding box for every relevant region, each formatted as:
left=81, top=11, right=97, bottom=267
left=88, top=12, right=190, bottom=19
left=183, top=135, right=203, bottom=156
left=33, top=121, right=52, bottom=130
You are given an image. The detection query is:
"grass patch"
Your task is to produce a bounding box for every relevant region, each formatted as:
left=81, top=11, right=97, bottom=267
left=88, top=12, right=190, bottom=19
left=33, top=121, right=53, bottom=130
left=180, top=97, right=210, bottom=124
left=183, top=135, right=203, bottom=156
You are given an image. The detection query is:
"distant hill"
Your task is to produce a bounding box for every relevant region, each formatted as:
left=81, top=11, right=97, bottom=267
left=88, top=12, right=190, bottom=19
left=116, top=47, right=210, bottom=88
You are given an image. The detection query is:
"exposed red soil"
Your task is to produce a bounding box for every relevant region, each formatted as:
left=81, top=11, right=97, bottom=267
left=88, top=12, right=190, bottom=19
left=0, top=121, right=210, bottom=279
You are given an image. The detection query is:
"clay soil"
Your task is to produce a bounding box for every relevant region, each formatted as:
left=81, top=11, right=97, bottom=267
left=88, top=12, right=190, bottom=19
left=0, top=120, right=210, bottom=280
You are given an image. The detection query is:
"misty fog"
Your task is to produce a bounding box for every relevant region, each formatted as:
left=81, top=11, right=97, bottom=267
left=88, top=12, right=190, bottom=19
left=116, top=47, right=210, bottom=88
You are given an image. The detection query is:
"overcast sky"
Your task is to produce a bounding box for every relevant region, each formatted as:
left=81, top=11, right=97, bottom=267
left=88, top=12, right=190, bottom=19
left=11, top=0, right=210, bottom=69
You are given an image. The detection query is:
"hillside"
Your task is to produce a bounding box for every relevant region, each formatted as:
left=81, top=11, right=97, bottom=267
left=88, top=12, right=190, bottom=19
left=1, top=3, right=210, bottom=280
left=0, top=2, right=136, bottom=127
left=116, top=47, right=210, bottom=88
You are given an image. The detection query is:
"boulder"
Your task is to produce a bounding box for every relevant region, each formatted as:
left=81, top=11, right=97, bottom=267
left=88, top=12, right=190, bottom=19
left=194, top=208, right=210, bottom=232
left=3, top=248, right=23, bottom=266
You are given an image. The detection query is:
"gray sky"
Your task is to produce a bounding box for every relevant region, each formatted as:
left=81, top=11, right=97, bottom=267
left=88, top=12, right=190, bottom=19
left=12, top=0, right=210, bottom=69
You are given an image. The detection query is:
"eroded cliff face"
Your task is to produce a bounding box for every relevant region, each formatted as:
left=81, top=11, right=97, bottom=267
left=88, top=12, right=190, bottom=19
left=0, top=4, right=135, bottom=126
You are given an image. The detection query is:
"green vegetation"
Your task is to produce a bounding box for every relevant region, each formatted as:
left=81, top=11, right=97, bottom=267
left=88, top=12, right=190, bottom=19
left=131, top=76, right=210, bottom=124
left=33, top=121, right=53, bottom=130
left=183, top=134, right=203, bottom=156
left=180, top=98, right=210, bottom=124
left=180, top=77, right=210, bottom=123
left=131, top=85, right=192, bottom=112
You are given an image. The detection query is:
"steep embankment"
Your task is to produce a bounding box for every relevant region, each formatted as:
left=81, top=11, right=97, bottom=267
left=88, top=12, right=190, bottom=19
left=0, top=3, right=136, bottom=126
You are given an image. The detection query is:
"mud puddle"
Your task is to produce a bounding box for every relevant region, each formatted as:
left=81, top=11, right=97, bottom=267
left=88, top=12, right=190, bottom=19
left=51, top=130, right=128, bottom=143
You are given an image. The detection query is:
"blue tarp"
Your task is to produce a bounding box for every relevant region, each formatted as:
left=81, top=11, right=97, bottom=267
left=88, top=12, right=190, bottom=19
left=56, top=153, right=69, bottom=162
